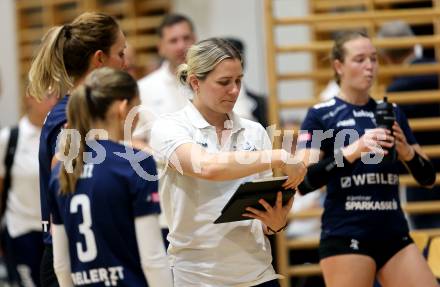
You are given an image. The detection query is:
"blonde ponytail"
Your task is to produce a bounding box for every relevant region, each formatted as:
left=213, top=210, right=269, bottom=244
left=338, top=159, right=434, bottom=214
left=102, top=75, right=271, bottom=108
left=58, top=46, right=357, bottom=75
left=59, top=85, right=91, bottom=194
left=28, top=26, right=73, bottom=101
left=28, top=12, right=120, bottom=101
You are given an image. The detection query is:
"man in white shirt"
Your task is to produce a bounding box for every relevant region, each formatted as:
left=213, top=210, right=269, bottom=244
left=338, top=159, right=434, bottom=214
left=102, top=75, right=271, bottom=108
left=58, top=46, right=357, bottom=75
left=134, top=14, right=196, bottom=142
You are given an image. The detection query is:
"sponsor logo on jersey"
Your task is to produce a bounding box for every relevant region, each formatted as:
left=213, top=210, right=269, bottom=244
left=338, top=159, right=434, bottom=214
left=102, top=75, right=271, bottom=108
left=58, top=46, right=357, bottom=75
left=353, top=110, right=375, bottom=118
left=336, top=118, right=356, bottom=127
left=340, top=173, right=399, bottom=188
left=71, top=266, right=124, bottom=286
left=322, top=104, right=346, bottom=120
left=345, top=199, right=398, bottom=211
left=242, top=141, right=257, bottom=151
left=350, top=239, right=359, bottom=250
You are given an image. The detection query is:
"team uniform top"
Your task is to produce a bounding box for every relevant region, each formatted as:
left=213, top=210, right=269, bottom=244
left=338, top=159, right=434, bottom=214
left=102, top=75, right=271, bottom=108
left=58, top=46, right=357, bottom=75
left=39, top=95, right=68, bottom=244
left=298, top=97, right=417, bottom=240
left=150, top=102, right=278, bottom=287
left=48, top=140, right=160, bottom=287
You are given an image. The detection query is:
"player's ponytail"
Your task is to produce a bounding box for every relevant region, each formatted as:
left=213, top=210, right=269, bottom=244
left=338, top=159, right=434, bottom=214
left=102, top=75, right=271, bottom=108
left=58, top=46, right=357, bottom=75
left=59, top=67, right=138, bottom=194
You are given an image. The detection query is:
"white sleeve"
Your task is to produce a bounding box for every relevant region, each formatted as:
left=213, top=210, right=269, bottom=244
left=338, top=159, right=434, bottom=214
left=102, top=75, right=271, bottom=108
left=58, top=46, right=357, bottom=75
left=150, top=117, right=194, bottom=163
left=132, top=103, right=158, bottom=143
left=0, top=128, right=10, bottom=177
left=135, top=215, right=173, bottom=287
left=52, top=224, right=74, bottom=287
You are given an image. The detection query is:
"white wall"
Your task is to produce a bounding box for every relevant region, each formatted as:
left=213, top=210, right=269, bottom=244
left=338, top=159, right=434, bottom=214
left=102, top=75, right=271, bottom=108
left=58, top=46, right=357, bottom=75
left=0, top=0, right=20, bottom=126
left=173, top=0, right=267, bottom=94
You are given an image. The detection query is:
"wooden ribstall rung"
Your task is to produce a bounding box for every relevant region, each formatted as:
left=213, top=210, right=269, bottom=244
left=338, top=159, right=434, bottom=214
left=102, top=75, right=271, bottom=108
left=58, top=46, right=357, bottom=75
left=287, top=237, right=320, bottom=250
left=403, top=201, right=440, bottom=215
left=277, top=35, right=440, bottom=53
left=53, top=6, right=78, bottom=24
left=137, top=0, right=171, bottom=13
left=374, top=0, right=429, bottom=5
left=312, top=0, right=431, bottom=11
left=19, top=27, right=45, bottom=44
left=278, top=63, right=440, bottom=81
left=288, top=209, right=322, bottom=220
left=288, top=264, right=322, bottom=277
left=135, top=15, right=163, bottom=30
left=19, top=43, right=39, bottom=60
left=52, top=0, right=77, bottom=6
left=120, top=15, right=163, bottom=32
left=422, top=146, right=440, bottom=158
left=400, top=173, right=440, bottom=187
left=385, top=91, right=440, bottom=105
left=16, top=0, right=45, bottom=10
left=126, top=35, right=159, bottom=49
left=312, top=18, right=436, bottom=34
left=312, top=0, right=368, bottom=12
left=409, top=118, right=440, bottom=132
left=275, top=8, right=440, bottom=25
left=411, top=228, right=440, bottom=238
left=99, top=1, right=128, bottom=15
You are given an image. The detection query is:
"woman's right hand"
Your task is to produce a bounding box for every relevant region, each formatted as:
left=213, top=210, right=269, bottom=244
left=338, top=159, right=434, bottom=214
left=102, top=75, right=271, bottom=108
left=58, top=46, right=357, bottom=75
left=281, top=160, right=307, bottom=189
left=342, top=128, right=394, bottom=163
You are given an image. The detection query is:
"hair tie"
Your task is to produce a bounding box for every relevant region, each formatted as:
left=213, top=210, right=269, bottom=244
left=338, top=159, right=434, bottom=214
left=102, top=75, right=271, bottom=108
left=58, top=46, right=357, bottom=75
left=63, top=25, right=72, bottom=39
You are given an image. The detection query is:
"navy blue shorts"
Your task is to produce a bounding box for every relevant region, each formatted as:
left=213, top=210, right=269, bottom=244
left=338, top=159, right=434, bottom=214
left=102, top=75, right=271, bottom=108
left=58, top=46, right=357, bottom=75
left=319, top=235, right=413, bottom=270
left=40, top=244, right=59, bottom=287
left=3, top=230, right=44, bottom=287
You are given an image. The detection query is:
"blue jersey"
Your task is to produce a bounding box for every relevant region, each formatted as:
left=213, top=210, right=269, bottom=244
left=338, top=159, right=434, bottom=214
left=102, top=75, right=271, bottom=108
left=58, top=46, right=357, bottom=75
left=39, top=96, right=68, bottom=244
left=48, top=140, right=160, bottom=287
left=299, top=97, right=417, bottom=240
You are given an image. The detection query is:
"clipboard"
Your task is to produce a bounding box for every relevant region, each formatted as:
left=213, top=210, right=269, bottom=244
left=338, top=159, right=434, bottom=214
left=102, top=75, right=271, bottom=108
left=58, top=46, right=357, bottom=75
left=214, top=176, right=295, bottom=224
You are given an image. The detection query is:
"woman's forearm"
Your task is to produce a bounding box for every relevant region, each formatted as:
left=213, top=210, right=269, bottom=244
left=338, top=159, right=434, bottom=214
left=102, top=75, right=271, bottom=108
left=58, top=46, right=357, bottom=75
left=196, top=149, right=289, bottom=180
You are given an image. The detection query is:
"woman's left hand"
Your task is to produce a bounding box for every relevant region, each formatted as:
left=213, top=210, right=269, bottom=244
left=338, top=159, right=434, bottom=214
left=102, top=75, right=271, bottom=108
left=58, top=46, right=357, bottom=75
left=242, top=191, right=293, bottom=233
left=392, top=121, right=414, bottom=161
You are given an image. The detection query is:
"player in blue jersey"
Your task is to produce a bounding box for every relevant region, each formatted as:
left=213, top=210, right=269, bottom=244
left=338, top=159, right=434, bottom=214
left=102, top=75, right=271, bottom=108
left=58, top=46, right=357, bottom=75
left=296, top=31, right=437, bottom=287
left=48, top=67, right=172, bottom=287
left=27, top=12, right=128, bottom=287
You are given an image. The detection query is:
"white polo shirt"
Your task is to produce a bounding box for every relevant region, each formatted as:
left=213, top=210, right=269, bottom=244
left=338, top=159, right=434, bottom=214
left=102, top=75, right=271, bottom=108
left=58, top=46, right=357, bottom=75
left=0, top=117, right=42, bottom=238
left=150, top=103, right=279, bottom=287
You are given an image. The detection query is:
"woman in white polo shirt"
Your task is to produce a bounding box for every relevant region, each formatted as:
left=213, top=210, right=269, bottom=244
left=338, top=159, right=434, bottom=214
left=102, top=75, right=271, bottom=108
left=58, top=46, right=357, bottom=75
left=150, top=38, right=306, bottom=287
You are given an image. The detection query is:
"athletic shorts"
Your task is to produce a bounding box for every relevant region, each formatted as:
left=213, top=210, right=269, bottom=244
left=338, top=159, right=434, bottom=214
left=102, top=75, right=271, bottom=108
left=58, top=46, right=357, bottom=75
left=319, top=235, right=413, bottom=270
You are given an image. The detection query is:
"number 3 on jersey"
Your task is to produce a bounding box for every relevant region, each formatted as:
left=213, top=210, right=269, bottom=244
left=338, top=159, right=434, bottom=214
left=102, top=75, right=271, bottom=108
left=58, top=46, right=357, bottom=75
left=70, top=194, right=97, bottom=262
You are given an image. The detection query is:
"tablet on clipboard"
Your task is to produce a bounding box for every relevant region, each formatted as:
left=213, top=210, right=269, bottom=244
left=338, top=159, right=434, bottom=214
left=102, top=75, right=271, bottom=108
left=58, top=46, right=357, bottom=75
left=214, top=176, right=295, bottom=224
